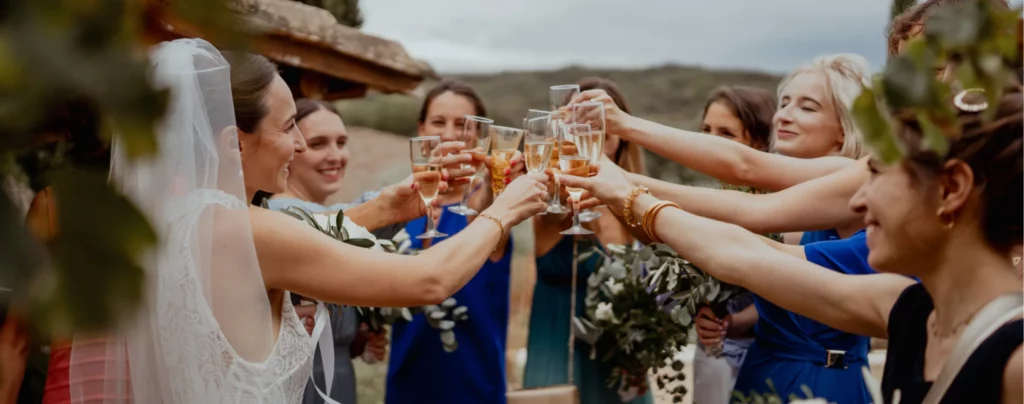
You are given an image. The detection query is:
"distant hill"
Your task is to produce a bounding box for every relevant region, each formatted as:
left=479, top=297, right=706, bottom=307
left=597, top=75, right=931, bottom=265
left=335, top=64, right=783, bottom=185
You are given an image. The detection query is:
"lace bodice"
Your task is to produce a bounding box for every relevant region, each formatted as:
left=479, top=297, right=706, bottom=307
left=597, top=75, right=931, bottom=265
left=158, top=190, right=314, bottom=403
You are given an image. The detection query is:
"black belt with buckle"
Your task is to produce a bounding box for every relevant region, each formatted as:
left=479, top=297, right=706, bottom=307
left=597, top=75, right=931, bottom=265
left=825, top=349, right=848, bottom=369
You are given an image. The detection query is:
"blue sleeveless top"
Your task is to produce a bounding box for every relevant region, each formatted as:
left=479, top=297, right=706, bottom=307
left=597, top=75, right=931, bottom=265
left=386, top=208, right=512, bottom=404
left=733, top=230, right=874, bottom=404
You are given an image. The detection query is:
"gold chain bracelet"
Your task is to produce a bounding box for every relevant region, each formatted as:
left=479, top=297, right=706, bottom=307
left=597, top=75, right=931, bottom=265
left=477, top=213, right=506, bottom=251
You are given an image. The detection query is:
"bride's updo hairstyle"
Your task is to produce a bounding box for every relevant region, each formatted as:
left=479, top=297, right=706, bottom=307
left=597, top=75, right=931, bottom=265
left=896, top=89, right=1023, bottom=254
left=222, top=52, right=278, bottom=134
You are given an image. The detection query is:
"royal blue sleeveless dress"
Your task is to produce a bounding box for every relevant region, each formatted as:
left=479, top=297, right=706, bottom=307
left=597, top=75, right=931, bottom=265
left=732, top=230, right=874, bottom=404
left=386, top=208, right=513, bottom=404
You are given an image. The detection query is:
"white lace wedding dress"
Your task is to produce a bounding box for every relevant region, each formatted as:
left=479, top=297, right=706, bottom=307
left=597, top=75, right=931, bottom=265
left=68, top=39, right=316, bottom=404
left=160, top=190, right=314, bottom=403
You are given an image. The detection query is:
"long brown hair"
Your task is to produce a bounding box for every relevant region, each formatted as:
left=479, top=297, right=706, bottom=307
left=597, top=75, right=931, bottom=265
left=295, top=99, right=341, bottom=123
left=700, top=86, right=776, bottom=152
left=577, top=77, right=646, bottom=175
left=222, top=52, right=278, bottom=133
left=418, top=79, right=487, bottom=121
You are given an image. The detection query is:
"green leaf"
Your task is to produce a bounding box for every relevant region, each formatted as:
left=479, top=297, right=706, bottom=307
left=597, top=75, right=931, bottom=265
left=343, top=238, right=376, bottom=248
left=852, top=85, right=901, bottom=164
left=883, top=39, right=940, bottom=110
left=46, top=169, right=155, bottom=332
left=925, top=1, right=983, bottom=48
left=284, top=206, right=324, bottom=234
left=916, top=111, right=950, bottom=157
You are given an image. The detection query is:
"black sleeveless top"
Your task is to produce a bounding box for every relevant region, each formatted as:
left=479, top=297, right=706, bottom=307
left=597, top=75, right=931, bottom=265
left=882, top=284, right=1023, bottom=404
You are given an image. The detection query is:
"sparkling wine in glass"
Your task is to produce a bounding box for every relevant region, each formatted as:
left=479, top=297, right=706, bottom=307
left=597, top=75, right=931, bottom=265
left=572, top=101, right=606, bottom=222
left=558, top=123, right=594, bottom=235
left=524, top=115, right=554, bottom=174
left=527, top=109, right=571, bottom=215
left=449, top=116, right=493, bottom=216
left=488, top=125, right=524, bottom=196
left=410, top=136, right=447, bottom=239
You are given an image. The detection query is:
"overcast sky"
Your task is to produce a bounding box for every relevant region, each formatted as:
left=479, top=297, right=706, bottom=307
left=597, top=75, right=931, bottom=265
left=362, top=0, right=906, bottom=75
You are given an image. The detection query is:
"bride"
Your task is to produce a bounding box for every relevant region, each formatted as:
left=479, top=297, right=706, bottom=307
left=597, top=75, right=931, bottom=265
left=67, top=38, right=549, bottom=403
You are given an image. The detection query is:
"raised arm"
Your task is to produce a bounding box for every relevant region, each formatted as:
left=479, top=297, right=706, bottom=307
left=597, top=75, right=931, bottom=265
left=620, top=158, right=869, bottom=235
left=573, top=89, right=853, bottom=192
left=560, top=161, right=911, bottom=339
left=254, top=174, right=549, bottom=308
left=622, top=116, right=853, bottom=191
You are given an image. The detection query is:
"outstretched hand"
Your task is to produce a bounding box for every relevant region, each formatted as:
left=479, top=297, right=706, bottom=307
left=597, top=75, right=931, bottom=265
left=483, top=173, right=550, bottom=228
left=568, top=89, right=633, bottom=138
left=557, top=159, right=635, bottom=213
left=379, top=174, right=449, bottom=224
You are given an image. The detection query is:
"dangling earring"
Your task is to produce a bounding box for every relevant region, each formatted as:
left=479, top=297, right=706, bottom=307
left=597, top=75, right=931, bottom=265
left=936, top=207, right=955, bottom=230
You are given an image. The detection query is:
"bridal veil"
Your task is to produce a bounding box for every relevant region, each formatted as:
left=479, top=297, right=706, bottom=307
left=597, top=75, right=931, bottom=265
left=69, top=38, right=277, bottom=403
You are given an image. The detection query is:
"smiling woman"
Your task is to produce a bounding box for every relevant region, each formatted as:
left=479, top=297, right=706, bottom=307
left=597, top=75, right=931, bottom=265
left=286, top=100, right=351, bottom=203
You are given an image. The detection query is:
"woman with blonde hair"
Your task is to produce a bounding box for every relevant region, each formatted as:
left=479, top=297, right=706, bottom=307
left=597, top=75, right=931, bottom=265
left=574, top=54, right=876, bottom=403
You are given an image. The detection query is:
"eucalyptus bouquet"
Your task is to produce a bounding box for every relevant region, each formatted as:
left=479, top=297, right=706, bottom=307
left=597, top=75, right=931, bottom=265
left=574, top=243, right=718, bottom=402
left=280, top=206, right=467, bottom=352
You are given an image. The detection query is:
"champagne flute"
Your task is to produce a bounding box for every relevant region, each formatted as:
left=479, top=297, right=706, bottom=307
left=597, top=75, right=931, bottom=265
left=449, top=116, right=493, bottom=216
left=410, top=136, right=446, bottom=239
left=558, top=123, right=594, bottom=235
left=525, top=110, right=571, bottom=215
left=524, top=115, right=555, bottom=174
left=572, top=101, right=606, bottom=222
left=550, top=84, right=580, bottom=121
left=488, top=125, right=525, bottom=196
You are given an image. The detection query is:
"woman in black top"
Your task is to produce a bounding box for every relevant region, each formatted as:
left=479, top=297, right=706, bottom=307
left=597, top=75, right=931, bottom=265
left=558, top=88, right=1023, bottom=403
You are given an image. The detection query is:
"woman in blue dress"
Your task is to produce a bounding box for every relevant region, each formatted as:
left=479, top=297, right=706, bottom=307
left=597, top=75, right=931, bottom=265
left=571, top=55, right=875, bottom=403
left=523, top=77, right=653, bottom=403
left=690, top=85, right=776, bottom=404
left=386, top=80, right=523, bottom=404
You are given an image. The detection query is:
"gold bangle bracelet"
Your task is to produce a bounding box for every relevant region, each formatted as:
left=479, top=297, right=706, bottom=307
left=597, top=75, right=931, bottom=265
left=477, top=213, right=506, bottom=250
left=640, top=201, right=664, bottom=241
left=642, top=201, right=679, bottom=243
left=623, top=185, right=649, bottom=227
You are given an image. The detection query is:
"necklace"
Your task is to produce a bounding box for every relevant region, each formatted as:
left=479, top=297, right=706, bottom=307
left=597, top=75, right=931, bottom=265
left=928, top=310, right=976, bottom=339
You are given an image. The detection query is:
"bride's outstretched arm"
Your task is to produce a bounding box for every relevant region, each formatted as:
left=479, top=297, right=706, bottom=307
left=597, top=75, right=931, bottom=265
left=252, top=174, right=549, bottom=308
left=560, top=162, right=911, bottom=339
left=620, top=159, right=868, bottom=235
left=573, top=90, right=853, bottom=192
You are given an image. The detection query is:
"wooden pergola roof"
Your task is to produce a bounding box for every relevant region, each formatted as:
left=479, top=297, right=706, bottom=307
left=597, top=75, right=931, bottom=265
left=147, top=0, right=436, bottom=100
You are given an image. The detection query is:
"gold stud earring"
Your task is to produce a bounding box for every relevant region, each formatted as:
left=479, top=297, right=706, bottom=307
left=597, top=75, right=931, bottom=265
left=936, top=207, right=955, bottom=230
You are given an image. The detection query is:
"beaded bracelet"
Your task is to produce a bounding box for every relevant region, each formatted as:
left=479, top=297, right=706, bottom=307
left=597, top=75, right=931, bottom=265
left=641, top=201, right=680, bottom=243
left=622, top=185, right=649, bottom=227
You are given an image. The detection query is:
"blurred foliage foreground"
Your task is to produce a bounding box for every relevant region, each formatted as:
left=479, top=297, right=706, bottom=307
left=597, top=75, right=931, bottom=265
left=0, top=0, right=1019, bottom=356
left=0, top=0, right=244, bottom=336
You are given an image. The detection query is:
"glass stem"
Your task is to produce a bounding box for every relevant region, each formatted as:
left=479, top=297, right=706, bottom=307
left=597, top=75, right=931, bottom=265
left=571, top=195, right=581, bottom=228
left=460, top=176, right=473, bottom=208
left=425, top=201, right=437, bottom=233
left=552, top=179, right=562, bottom=207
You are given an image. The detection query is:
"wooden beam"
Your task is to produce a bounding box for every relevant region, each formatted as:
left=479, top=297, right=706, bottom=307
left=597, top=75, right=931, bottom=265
left=143, top=10, right=420, bottom=95
left=253, top=34, right=420, bottom=94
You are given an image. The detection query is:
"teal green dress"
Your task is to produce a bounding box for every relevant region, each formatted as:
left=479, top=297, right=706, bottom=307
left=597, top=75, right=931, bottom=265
left=523, top=236, right=654, bottom=404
